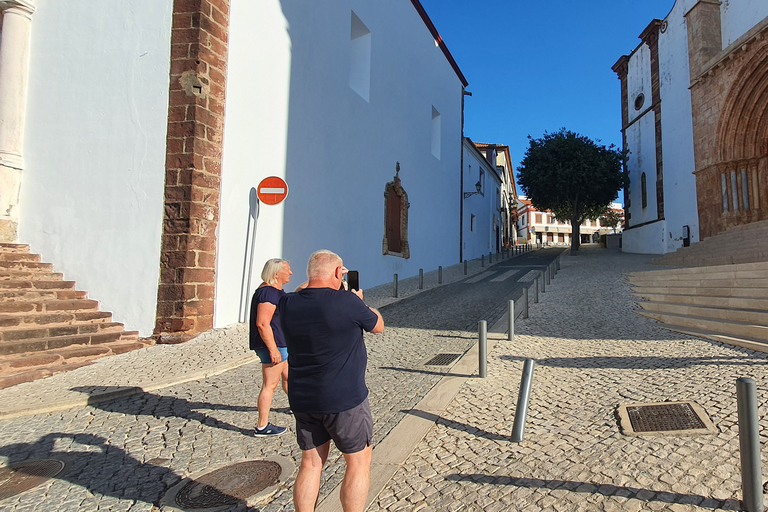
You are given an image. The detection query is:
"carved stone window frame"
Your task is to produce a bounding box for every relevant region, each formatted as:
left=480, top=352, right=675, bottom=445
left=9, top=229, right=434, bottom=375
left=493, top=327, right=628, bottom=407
left=382, top=162, right=410, bottom=259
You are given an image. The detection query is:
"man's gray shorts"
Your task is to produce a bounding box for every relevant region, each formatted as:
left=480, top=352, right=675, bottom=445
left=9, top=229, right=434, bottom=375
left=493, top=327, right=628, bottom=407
left=294, top=398, right=372, bottom=454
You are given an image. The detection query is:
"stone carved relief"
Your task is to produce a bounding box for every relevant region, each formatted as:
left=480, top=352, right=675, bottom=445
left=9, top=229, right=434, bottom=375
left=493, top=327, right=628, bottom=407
left=382, top=162, right=410, bottom=259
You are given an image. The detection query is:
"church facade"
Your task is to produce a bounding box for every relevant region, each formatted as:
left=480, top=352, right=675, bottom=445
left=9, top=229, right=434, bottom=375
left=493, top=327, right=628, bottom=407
left=613, top=0, right=768, bottom=254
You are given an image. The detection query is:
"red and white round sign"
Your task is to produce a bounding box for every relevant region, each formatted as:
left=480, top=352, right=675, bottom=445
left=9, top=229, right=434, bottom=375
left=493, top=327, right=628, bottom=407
left=257, top=176, right=289, bottom=205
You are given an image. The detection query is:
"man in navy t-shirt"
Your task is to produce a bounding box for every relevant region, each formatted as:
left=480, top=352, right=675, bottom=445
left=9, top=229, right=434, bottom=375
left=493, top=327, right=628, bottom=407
left=279, top=250, right=384, bottom=512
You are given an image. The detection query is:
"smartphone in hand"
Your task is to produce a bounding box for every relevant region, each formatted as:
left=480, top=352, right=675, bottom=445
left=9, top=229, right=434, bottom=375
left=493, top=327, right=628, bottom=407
left=347, top=270, right=359, bottom=291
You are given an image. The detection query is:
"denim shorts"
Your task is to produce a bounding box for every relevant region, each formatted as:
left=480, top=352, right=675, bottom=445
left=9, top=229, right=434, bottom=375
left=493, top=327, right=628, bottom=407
left=294, top=398, right=372, bottom=454
left=254, top=346, right=288, bottom=364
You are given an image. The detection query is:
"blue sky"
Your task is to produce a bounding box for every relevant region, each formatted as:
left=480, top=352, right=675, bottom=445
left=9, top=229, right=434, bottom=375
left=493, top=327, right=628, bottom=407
left=418, top=0, right=675, bottom=203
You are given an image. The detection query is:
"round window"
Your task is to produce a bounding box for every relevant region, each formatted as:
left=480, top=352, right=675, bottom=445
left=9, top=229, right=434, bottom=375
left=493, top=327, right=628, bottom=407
left=634, top=93, right=645, bottom=111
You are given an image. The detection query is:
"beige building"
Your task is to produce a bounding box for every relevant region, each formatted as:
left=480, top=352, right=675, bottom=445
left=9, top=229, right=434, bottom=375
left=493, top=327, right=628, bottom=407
left=516, top=197, right=623, bottom=245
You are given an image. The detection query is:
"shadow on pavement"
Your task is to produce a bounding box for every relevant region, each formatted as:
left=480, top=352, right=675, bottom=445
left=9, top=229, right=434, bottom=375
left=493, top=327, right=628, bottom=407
left=405, top=409, right=508, bottom=442
left=443, top=473, right=732, bottom=509
left=502, top=355, right=768, bottom=369
left=380, top=366, right=475, bottom=379
left=0, top=432, right=182, bottom=507
left=70, top=386, right=258, bottom=436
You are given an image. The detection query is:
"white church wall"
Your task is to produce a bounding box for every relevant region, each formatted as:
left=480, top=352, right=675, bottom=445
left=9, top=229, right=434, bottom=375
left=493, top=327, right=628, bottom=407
left=19, top=0, right=173, bottom=336
left=720, top=0, right=768, bottom=47
left=215, top=0, right=464, bottom=327
left=626, top=43, right=652, bottom=126
left=624, top=112, right=658, bottom=226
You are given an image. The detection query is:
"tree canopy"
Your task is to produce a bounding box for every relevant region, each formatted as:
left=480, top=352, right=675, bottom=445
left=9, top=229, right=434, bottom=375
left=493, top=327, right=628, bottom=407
left=517, top=128, right=626, bottom=254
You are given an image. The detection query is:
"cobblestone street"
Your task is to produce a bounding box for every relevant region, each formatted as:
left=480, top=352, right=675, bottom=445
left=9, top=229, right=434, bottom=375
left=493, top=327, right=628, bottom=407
left=1, top=246, right=767, bottom=511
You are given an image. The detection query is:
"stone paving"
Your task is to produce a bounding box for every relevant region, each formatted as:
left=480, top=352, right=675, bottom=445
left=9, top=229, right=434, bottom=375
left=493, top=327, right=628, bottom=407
left=2, top=246, right=765, bottom=512
left=0, top=250, right=533, bottom=511
left=369, top=247, right=768, bottom=511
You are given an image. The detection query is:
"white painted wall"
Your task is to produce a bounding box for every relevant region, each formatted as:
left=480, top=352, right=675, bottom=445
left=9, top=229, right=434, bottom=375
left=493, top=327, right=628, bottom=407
left=720, top=0, right=768, bottom=47
left=626, top=43, right=652, bottom=126
left=19, top=0, right=172, bottom=335
left=216, top=0, right=464, bottom=327
left=625, top=113, right=658, bottom=225
left=461, top=140, right=500, bottom=260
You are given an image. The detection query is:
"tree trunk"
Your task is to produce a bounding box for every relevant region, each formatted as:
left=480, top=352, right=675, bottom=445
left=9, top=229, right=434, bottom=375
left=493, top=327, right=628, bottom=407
left=571, top=218, right=581, bottom=255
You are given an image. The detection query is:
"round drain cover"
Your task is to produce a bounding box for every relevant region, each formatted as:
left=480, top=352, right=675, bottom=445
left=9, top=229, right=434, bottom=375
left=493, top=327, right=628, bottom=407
left=0, top=459, right=65, bottom=500
left=175, top=460, right=282, bottom=509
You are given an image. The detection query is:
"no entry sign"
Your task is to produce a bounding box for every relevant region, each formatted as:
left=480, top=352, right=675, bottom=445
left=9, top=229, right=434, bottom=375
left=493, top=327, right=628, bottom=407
left=257, top=176, right=289, bottom=205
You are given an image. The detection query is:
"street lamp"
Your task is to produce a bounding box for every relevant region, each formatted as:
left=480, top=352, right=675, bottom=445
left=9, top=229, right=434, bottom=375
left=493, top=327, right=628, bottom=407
left=463, top=180, right=482, bottom=198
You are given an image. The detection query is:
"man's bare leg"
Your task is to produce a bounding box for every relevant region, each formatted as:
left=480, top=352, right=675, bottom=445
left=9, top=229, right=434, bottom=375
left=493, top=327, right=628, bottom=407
left=294, top=441, right=331, bottom=512
left=340, top=444, right=373, bottom=512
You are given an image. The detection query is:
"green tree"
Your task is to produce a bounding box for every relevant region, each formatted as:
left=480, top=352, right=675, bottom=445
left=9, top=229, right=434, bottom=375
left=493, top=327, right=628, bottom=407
left=517, top=128, right=626, bottom=255
left=600, top=209, right=624, bottom=233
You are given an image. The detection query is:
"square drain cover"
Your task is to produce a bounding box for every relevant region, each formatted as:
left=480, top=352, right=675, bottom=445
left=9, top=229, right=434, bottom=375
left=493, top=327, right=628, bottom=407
left=618, top=401, right=716, bottom=436
left=424, top=353, right=461, bottom=366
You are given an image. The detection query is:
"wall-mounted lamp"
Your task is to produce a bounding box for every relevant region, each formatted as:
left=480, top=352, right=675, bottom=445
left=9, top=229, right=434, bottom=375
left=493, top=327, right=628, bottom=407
left=463, top=180, right=482, bottom=198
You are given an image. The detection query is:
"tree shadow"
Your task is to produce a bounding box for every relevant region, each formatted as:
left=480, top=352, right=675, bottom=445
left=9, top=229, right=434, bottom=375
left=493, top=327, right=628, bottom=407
left=404, top=409, right=509, bottom=442
left=443, top=473, right=734, bottom=509
left=70, top=386, right=259, bottom=436
left=500, top=355, right=768, bottom=370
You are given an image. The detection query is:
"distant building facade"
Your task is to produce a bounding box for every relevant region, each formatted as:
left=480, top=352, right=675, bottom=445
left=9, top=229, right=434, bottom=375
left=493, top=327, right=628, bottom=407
left=613, top=0, right=768, bottom=254
left=516, top=197, right=623, bottom=245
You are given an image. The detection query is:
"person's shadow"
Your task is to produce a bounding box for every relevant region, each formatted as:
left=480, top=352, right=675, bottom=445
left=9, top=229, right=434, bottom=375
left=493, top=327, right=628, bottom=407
left=0, top=432, right=181, bottom=506
left=70, top=386, right=262, bottom=435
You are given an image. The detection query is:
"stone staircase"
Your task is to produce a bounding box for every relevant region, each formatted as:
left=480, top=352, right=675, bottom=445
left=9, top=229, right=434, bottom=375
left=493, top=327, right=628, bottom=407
left=626, top=261, right=768, bottom=353
left=0, top=243, right=151, bottom=388
left=650, top=219, right=768, bottom=267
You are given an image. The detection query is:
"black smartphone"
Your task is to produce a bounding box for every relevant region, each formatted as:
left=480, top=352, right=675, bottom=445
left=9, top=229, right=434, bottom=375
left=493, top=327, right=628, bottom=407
left=347, top=270, right=359, bottom=291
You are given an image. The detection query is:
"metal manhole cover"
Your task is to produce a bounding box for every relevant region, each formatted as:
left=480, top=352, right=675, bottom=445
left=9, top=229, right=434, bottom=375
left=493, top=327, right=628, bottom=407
left=617, top=401, right=717, bottom=436
left=425, top=353, right=461, bottom=366
left=0, top=459, right=65, bottom=500
left=175, top=460, right=282, bottom=509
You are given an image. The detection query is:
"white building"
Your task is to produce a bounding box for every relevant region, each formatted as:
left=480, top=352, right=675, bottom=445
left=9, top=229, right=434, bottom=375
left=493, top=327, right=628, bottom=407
left=516, top=197, right=623, bottom=245
left=0, top=0, right=469, bottom=338
left=461, top=138, right=503, bottom=260
left=613, top=0, right=768, bottom=254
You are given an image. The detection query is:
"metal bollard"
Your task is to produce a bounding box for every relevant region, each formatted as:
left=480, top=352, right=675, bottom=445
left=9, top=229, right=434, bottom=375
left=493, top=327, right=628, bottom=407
left=479, top=320, right=487, bottom=378
left=550, top=261, right=555, bottom=279
left=508, top=300, right=515, bottom=341
left=489, top=252, right=493, bottom=264
left=481, top=254, right=484, bottom=267
left=556, top=255, right=561, bottom=271
left=438, top=266, right=443, bottom=284
left=393, top=274, right=398, bottom=298
left=546, top=265, right=551, bottom=285
left=464, top=260, right=467, bottom=275
left=522, top=287, right=529, bottom=319
left=737, top=377, right=764, bottom=512
left=419, top=268, right=424, bottom=289
left=541, top=269, right=546, bottom=292
left=534, top=277, right=539, bottom=303
left=511, top=359, right=535, bottom=442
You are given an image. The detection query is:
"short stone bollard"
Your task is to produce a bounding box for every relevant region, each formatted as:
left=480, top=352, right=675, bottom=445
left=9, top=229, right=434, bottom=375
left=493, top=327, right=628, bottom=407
left=478, top=320, right=487, bottom=378
left=392, top=274, right=398, bottom=298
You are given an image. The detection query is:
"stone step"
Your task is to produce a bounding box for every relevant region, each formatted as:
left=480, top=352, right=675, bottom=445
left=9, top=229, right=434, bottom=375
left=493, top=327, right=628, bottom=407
left=627, top=261, right=768, bottom=278
left=0, top=298, right=99, bottom=314
left=0, top=289, right=87, bottom=301
left=0, top=271, right=64, bottom=281
left=0, top=260, right=53, bottom=272
left=0, top=338, right=151, bottom=389
left=0, top=253, right=41, bottom=263
left=0, top=310, right=113, bottom=328
left=627, top=277, right=768, bottom=288
left=630, top=286, right=768, bottom=298
left=0, top=331, right=125, bottom=356
left=633, top=293, right=768, bottom=311
left=638, top=301, right=768, bottom=325
left=0, top=279, right=76, bottom=291
left=636, top=310, right=768, bottom=341
left=656, top=326, right=768, bottom=354
left=0, top=244, right=30, bottom=254
left=0, top=321, right=125, bottom=343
